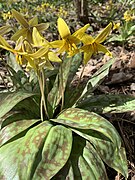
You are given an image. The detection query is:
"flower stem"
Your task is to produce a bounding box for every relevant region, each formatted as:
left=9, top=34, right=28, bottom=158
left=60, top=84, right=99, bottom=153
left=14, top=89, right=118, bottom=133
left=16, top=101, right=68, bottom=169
left=38, top=69, right=49, bottom=121
left=77, top=64, right=86, bottom=87
left=60, top=65, right=64, bottom=111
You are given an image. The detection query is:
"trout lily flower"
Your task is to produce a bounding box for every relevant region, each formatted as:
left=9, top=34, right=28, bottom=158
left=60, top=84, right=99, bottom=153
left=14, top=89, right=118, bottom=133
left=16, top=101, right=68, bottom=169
left=25, top=27, right=62, bottom=71
left=11, top=9, right=49, bottom=42
left=81, top=22, right=113, bottom=64
left=0, top=35, right=27, bottom=65
left=51, top=17, right=89, bottom=57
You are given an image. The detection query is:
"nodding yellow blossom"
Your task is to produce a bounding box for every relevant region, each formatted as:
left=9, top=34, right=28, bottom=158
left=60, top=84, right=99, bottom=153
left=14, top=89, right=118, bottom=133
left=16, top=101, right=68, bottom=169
left=51, top=17, right=89, bottom=57
left=81, top=23, right=112, bottom=64
left=11, top=9, right=49, bottom=43
left=123, top=10, right=133, bottom=22
left=2, top=11, right=13, bottom=20
left=113, top=22, right=120, bottom=30
left=0, top=35, right=27, bottom=65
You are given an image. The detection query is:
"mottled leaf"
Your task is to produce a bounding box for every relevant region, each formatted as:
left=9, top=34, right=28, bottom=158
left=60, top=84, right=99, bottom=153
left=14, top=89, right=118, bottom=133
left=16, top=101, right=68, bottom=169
left=0, top=121, right=53, bottom=180
left=1, top=109, right=39, bottom=129
left=48, top=57, right=72, bottom=112
left=0, top=119, right=40, bottom=146
left=53, top=108, right=121, bottom=148
left=76, top=58, right=115, bottom=105
left=69, top=135, right=107, bottom=180
left=67, top=53, right=82, bottom=84
left=33, top=125, right=72, bottom=180
left=64, top=54, right=86, bottom=108
left=0, top=91, right=37, bottom=119
left=72, top=129, right=128, bottom=178
left=51, top=159, right=74, bottom=180
left=77, top=94, right=135, bottom=114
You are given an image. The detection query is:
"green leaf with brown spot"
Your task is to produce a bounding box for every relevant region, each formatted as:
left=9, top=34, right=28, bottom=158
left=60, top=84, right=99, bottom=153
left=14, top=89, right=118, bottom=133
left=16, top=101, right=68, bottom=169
left=0, top=119, right=41, bottom=147
left=48, top=57, right=72, bottom=112
left=76, top=58, right=115, bottom=105
left=52, top=108, right=128, bottom=178
left=53, top=108, right=121, bottom=148
left=0, top=121, right=53, bottom=180
left=53, top=135, right=108, bottom=180
left=76, top=94, right=135, bottom=114
left=33, top=125, right=72, bottom=180
left=71, top=135, right=108, bottom=180
left=0, top=91, right=37, bottom=119
left=72, top=129, right=128, bottom=178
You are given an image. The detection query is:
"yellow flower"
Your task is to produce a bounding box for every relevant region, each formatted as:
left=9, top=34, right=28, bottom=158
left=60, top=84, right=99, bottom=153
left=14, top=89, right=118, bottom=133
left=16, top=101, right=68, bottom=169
left=26, top=27, right=62, bottom=71
left=51, top=17, right=89, bottom=57
left=113, top=22, right=120, bottom=30
left=0, top=35, right=27, bottom=65
left=11, top=9, right=49, bottom=42
left=2, top=11, right=13, bottom=20
left=81, top=23, right=112, bottom=64
left=123, top=10, right=133, bottom=22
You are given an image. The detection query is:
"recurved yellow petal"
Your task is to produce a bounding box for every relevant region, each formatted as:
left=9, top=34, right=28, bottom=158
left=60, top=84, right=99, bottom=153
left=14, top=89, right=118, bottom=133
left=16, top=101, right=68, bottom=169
left=82, top=45, right=93, bottom=64
left=0, top=35, right=12, bottom=48
left=32, top=27, right=44, bottom=46
left=26, top=57, right=37, bottom=71
left=35, top=23, right=49, bottom=32
left=39, top=59, right=54, bottom=70
left=72, top=24, right=90, bottom=40
left=11, top=9, right=29, bottom=28
left=15, top=36, right=24, bottom=50
left=29, top=46, right=48, bottom=58
left=97, top=43, right=112, bottom=57
left=50, top=40, right=64, bottom=48
left=48, top=51, right=62, bottom=62
left=0, top=44, right=14, bottom=53
left=0, top=25, right=12, bottom=36
left=81, top=34, right=94, bottom=44
left=29, top=16, right=38, bottom=26
left=95, top=22, right=112, bottom=43
left=58, top=17, right=70, bottom=38
left=11, top=28, right=27, bottom=41
left=44, top=60, right=54, bottom=70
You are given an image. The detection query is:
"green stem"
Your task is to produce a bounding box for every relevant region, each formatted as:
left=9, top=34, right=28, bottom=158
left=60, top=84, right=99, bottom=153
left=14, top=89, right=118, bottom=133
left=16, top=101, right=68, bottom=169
left=38, top=69, right=49, bottom=120
left=60, top=64, right=64, bottom=111
left=77, top=64, right=86, bottom=87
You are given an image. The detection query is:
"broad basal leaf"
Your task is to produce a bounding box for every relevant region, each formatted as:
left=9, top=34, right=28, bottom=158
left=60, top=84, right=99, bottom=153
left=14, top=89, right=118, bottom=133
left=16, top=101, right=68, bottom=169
left=0, top=91, right=37, bottom=119
left=76, top=94, right=135, bottom=114
left=71, top=136, right=108, bottom=180
left=53, top=135, right=108, bottom=180
left=33, top=125, right=72, bottom=180
left=0, top=119, right=41, bottom=147
left=76, top=58, right=115, bottom=106
left=51, top=108, right=128, bottom=178
left=72, top=129, right=128, bottom=178
left=53, top=108, right=121, bottom=148
left=0, top=121, right=53, bottom=180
